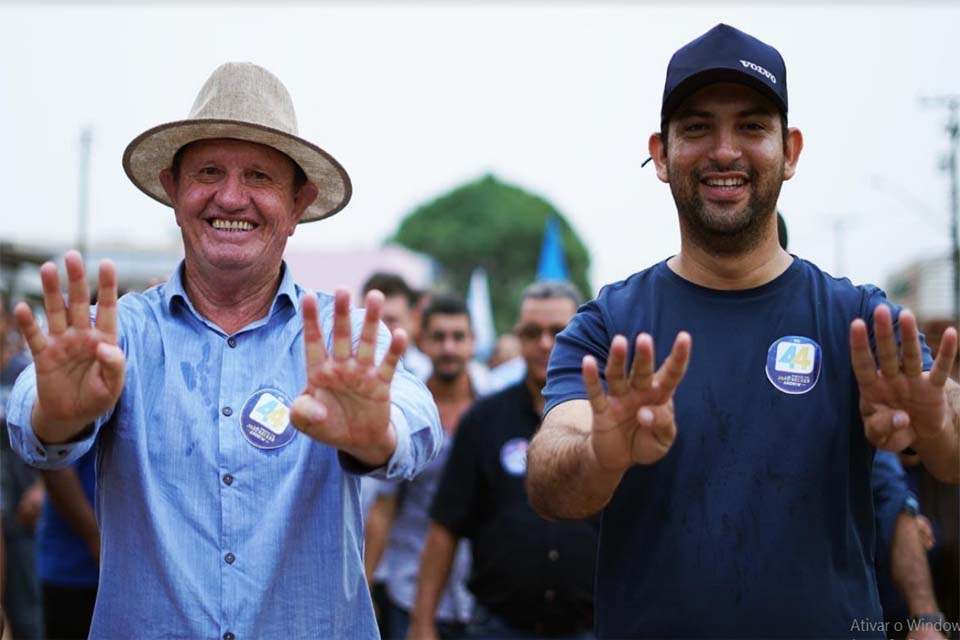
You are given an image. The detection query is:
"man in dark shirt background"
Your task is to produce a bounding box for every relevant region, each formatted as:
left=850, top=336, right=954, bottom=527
left=409, top=280, right=597, bottom=639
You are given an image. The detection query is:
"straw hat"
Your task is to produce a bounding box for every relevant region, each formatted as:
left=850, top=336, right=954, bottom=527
left=122, top=62, right=351, bottom=223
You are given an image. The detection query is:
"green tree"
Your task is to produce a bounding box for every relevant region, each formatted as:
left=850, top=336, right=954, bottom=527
left=390, top=174, right=591, bottom=334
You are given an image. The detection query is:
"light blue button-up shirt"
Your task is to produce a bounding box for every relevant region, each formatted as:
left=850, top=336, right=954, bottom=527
left=6, top=262, right=442, bottom=639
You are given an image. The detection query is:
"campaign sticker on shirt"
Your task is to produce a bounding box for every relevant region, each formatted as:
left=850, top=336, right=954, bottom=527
left=240, top=388, right=297, bottom=449
left=765, top=336, right=822, bottom=395
left=500, top=438, right=529, bottom=476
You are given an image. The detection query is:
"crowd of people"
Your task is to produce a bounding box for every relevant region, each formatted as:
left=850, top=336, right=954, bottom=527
left=1, top=22, right=959, bottom=640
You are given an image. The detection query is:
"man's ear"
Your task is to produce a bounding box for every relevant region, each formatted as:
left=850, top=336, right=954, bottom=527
left=289, top=181, right=320, bottom=235
left=783, top=127, right=803, bottom=181
left=648, top=133, right=669, bottom=184
left=159, top=169, right=183, bottom=228
left=159, top=169, right=177, bottom=203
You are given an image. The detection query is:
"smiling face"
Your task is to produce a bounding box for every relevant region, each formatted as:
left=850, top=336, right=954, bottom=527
left=159, top=138, right=318, bottom=278
left=650, top=82, right=802, bottom=255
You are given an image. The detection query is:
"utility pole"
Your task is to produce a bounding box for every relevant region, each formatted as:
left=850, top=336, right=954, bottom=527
left=921, top=96, right=960, bottom=327
left=77, top=127, right=93, bottom=258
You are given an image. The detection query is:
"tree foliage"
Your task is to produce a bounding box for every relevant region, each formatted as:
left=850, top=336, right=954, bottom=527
left=390, top=174, right=591, bottom=334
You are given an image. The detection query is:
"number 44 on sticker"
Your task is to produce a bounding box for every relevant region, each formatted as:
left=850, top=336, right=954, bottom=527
left=776, top=343, right=814, bottom=374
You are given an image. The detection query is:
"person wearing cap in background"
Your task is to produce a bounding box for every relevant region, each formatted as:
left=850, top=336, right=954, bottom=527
left=5, top=62, right=441, bottom=639
left=527, top=23, right=960, bottom=638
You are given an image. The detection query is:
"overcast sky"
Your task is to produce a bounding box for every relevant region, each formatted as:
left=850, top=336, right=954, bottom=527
left=1, top=3, right=957, bottom=295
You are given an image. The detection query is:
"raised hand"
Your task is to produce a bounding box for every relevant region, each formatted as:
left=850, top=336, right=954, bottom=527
left=13, top=251, right=125, bottom=443
left=851, top=305, right=958, bottom=452
left=290, top=288, right=406, bottom=468
left=585, top=331, right=691, bottom=470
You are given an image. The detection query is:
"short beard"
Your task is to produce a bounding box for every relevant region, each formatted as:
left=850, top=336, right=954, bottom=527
left=431, top=361, right=465, bottom=384
left=670, top=161, right=784, bottom=256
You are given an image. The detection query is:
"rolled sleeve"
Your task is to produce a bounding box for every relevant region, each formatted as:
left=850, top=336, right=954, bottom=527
left=5, top=364, right=99, bottom=469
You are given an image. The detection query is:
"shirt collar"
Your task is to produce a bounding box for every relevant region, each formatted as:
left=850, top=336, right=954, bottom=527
left=163, top=260, right=300, bottom=317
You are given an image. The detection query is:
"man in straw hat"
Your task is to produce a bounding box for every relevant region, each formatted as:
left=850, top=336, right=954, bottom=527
left=6, top=62, right=442, bottom=638
left=526, top=24, right=960, bottom=638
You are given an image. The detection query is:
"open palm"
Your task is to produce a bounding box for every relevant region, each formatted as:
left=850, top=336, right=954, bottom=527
left=586, top=332, right=691, bottom=470
left=290, top=289, right=405, bottom=467
left=14, top=251, right=124, bottom=439
left=851, top=305, right=957, bottom=452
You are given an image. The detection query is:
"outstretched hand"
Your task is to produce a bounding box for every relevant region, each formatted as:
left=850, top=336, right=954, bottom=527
left=851, top=305, right=957, bottom=452
left=290, top=289, right=406, bottom=468
left=13, top=251, right=124, bottom=443
left=585, top=331, right=691, bottom=471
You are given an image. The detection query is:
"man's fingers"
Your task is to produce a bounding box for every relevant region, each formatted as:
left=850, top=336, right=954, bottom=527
left=96, top=342, right=126, bottom=395
left=654, top=332, right=692, bottom=396
left=40, top=261, right=67, bottom=335
left=850, top=319, right=879, bottom=388
left=331, top=289, right=353, bottom=362
left=290, top=394, right=328, bottom=433
left=873, top=305, right=900, bottom=379
left=863, top=407, right=912, bottom=451
left=13, top=302, right=47, bottom=355
left=898, top=309, right=923, bottom=377
left=301, top=293, right=328, bottom=371
left=377, top=329, right=408, bottom=384
left=357, top=290, right=384, bottom=367
left=66, top=251, right=92, bottom=330
left=583, top=355, right=609, bottom=416
left=604, top=335, right=629, bottom=396
left=638, top=404, right=677, bottom=449
left=94, top=260, right=119, bottom=338
left=628, top=333, right=655, bottom=391
left=929, top=326, right=958, bottom=388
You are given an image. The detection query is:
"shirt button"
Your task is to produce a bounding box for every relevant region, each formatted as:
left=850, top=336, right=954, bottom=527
left=223, top=474, right=234, bottom=486
left=548, top=549, right=560, bottom=562
left=227, top=337, right=237, bottom=348
left=223, top=633, right=235, bottom=640
left=225, top=552, right=236, bottom=564
left=222, top=406, right=233, bottom=417
left=544, top=589, right=556, bottom=602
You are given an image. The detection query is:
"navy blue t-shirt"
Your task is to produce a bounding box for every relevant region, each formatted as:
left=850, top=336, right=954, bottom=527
left=543, top=257, right=932, bottom=639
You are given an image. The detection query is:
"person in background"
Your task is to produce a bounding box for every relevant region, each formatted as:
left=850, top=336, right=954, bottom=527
left=410, top=280, right=597, bottom=640
left=37, top=451, right=100, bottom=639
left=367, top=294, right=481, bottom=638
left=874, top=451, right=948, bottom=639
left=1, top=291, right=43, bottom=640
left=362, top=272, right=432, bottom=382
left=487, top=333, right=526, bottom=390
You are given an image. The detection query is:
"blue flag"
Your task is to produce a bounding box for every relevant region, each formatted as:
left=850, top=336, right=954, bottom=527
left=537, top=217, right=569, bottom=281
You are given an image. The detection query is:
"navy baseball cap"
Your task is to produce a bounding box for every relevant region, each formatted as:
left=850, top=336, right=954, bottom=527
left=661, top=24, right=788, bottom=128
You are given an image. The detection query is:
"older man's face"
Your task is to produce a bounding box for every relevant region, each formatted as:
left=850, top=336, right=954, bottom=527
left=160, top=138, right=316, bottom=276
left=515, top=297, right=577, bottom=388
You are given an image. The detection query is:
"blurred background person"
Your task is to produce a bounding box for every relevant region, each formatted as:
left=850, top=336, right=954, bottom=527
left=366, top=294, right=483, bottom=638
left=0, top=291, right=43, bottom=640
left=410, top=280, right=597, bottom=640
left=362, top=272, right=432, bottom=381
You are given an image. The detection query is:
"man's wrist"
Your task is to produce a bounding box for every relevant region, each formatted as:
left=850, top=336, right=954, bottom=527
left=340, top=421, right=397, bottom=470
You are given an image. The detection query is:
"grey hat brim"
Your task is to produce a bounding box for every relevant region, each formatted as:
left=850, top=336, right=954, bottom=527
left=122, top=119, right=352, bottom=223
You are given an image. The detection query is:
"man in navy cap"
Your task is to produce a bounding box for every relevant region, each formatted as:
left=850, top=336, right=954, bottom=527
left=526, top=24, right=960, bottom=638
